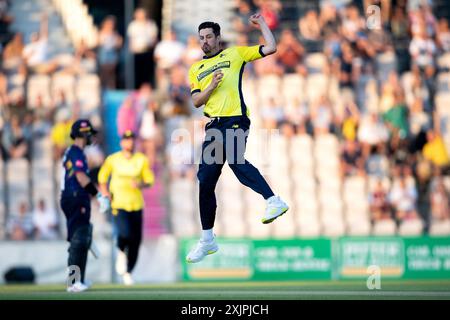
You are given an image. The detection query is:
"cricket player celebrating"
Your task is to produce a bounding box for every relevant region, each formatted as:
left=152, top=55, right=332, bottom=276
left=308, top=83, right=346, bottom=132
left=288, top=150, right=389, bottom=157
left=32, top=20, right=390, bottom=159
left=98, top=130, right=154, bottom=285
left=61, top=119, right=110, bottom=292
left=186, top=14, right=289, bottom=263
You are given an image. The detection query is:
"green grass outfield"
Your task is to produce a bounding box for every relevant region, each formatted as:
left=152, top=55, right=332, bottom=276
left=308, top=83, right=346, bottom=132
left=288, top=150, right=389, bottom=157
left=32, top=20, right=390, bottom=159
left=1, top=280, right=450, bottom=300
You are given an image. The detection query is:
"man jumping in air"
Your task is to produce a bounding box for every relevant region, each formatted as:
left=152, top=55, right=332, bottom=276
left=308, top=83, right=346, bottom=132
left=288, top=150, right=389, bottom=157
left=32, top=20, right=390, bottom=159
left=187, top=14, right=289, bottom=263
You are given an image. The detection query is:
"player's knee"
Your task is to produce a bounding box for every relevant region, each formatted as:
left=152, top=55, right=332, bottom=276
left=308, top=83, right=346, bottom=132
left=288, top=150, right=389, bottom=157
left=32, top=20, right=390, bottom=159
left=70, top=225, right=92, bottom=251
left=197, top=170, right=220, bottom=187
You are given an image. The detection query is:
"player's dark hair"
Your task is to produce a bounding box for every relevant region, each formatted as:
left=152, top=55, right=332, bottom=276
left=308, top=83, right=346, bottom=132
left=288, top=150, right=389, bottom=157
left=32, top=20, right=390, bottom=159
left=198, top=21, right=221, bottom=37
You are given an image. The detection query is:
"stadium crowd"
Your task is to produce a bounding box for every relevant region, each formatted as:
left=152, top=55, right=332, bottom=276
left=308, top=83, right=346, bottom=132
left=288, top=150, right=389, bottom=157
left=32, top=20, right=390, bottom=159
left=154, top=0, right=450, bottom=234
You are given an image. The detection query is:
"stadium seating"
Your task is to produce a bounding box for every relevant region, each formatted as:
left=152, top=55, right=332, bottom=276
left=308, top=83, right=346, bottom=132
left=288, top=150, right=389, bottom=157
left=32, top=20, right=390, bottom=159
left=4, top=0, right=450, bottom=243
left=398, top=219, right=424, bottom=236
left=429, top=219, right=450, bottom=236
left=31, top=136, right=55, bottom=209
left=27, top=75, right=52, bottom=108
left=6, top=159, right=31, bottom=218
left=372, top=219, right=397, bottom=236
left=51, top=73, right=76, bottom=103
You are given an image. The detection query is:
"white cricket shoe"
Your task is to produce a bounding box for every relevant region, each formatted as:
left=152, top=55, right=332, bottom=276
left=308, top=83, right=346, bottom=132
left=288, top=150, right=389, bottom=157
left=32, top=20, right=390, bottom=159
left=67, top=281, right=90, bottom=293
left=115, top=250, right=127, bottom=276
left=123, top=272, right=134, bottom=286
left=262, top=195, right=289, bottom=224
left=186, top=238, right=218, bottom=263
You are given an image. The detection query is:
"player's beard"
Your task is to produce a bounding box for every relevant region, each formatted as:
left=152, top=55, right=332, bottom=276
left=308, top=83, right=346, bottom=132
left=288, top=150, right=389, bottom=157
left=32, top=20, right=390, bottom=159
left=202, top=44, right=211, bottom=54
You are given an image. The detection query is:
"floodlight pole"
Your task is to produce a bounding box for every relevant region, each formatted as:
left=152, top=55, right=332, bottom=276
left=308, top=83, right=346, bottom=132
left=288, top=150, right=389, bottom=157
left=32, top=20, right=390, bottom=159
left=124, top=0, right=135, bottom=89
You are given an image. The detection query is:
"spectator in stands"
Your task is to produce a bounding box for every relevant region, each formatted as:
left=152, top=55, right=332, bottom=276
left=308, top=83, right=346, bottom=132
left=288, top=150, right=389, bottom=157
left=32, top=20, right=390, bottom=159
left=279, top=121, right=296, bottom=139
left=53, top=90, right=73, bottom=119
left=117, top=95, right=137, bottom=138
left=340, top=4, right=364, bottom=43
left=2, top=32, right=24, bottom=70
left=85, top=143, right=105, bottom=184
left=409, top=97, right=431, bottom=138
left=390, top=6, right=409, bottom=42
left=139, top=84, right=159, bottom=167
left=410, top=66, right=432, bottom=112
left=285, top=97, right=310, bottom=131
left=437, top=18, right=450, bottom=53
left=260, top=97, right=285, bottom=130
left=117, top=82, right=153, bottom=137
left=167, top=133, right=195, bottom=180
left=415, top=158, right=432, bottom=223
left=423, top=64, right=436, bottom=111
left=0, top=0, right=13, bottom=26
left=299, top=10, right=321, bottom=42
left=369, top=179, right=392, bottom=221
left=276, top=29, right=306, bottom=75
left=127, top=8, right=159, bottom=88
left=389, top=176, right=419, bottom=221
left=0, top=71, right=8, bottom=106
left=353, top=33, right=376, bottom=77
left=182, top=35, right=204, bottom=67
left=257, top=0, right=280, bottom=31
left=422, top=128, right=450, bottom=170
left=22, top=13, right=56, bottom=74
left=358, top=112, right=389, bottom=157
left=1, top=114, right=31, bottom=161
left=7, top=201, right=34, bottom=240
left=68, top=39, right=97, bottom=75
left=340, top=100, right=360, bottom=142
left=311, top=95, right=333, bottom=135
left=232, top=0, right=253, bottom=34
left=379, top=72, right=399, bottom=113
left=340, top=138, right=365, bottom=177
left=366, top=142, right=390, bottom=177
left=168, top=65, right=191, bottom=116
left=409, top=25, right=436, bottom=72
left=154, top=30, right=186, bottom=92
left=338, top=41, right=355, bottom=89
left=32, top=94, right=52, bottom=137
left=319, top=1, right=340, bottom=36
left=382, top=90, right=409, bottom=139
left=50, top=108, right=73, bottom=160
left=98, top=15, right=123, bottom=89
left=430, top=177, right=450, bottom=221
left=416, top=4, right=438, bottom=38
left=387, top=131, right=411, bottom=171
left=32, top=199, right=59, bottom=240
left=323, top=30, right=342, bottom=62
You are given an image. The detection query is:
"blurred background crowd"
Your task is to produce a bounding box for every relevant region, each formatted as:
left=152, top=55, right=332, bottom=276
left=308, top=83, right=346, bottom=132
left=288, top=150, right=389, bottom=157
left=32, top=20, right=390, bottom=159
left=0, top=0, right=450, bottom=241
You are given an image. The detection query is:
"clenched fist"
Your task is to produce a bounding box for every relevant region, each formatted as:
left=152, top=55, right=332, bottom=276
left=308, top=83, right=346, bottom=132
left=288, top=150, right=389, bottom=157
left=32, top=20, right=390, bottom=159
left=210, top=70, right=224, bottom=89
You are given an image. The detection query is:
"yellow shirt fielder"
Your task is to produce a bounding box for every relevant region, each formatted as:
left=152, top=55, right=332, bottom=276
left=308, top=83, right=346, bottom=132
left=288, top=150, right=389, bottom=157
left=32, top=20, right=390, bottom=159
left=98, top=151, right=154, bottom=213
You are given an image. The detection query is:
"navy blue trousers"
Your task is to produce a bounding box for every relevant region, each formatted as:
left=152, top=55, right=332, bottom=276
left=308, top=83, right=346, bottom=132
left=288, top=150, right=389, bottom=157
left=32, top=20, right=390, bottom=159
left=197, top=116, right=274, bottom=230
left=60, top=193, right=92, bottom=283
left=114, top=210, right=142, bottom=273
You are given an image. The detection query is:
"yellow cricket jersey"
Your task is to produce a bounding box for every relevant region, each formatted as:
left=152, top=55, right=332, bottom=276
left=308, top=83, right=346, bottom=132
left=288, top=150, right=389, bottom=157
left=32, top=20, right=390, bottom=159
left=188, top=45, right=266, bottom=117
left=98, top=151, right=154, bottom=213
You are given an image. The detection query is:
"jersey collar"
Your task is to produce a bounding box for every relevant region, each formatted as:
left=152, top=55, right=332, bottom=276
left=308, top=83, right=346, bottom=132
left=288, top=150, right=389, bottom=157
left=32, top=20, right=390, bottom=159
left=203, top=49, right=223, bottom=60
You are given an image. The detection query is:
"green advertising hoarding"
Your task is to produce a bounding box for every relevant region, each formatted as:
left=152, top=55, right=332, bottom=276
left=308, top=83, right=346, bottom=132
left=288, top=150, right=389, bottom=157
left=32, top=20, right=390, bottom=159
left=181, top=238, right=332, bottom=281
left=404, top=237, right=450, bottom=279
left=337, top=237, right=405, bottom=278
left=252, top=239, right=332, bottom=280
left=181, top=236, right=450, bottom=281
